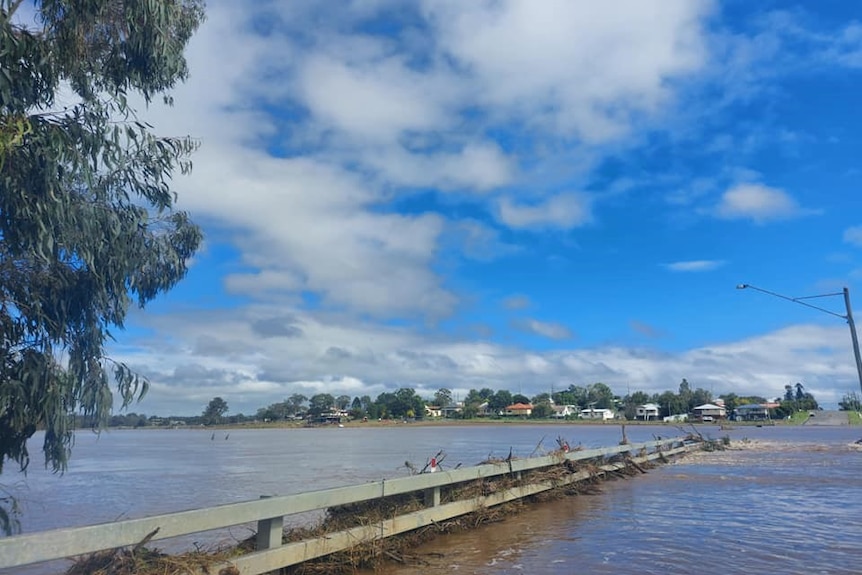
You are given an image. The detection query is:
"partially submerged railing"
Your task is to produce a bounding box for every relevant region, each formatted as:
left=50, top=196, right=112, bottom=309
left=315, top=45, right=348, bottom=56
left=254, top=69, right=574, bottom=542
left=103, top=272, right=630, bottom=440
left=0, top=436, right=695, bottom=574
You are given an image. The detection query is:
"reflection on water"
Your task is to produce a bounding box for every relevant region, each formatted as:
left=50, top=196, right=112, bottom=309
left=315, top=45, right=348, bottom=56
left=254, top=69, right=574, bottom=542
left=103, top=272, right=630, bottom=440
left=5, top=424, right=862, bottom=575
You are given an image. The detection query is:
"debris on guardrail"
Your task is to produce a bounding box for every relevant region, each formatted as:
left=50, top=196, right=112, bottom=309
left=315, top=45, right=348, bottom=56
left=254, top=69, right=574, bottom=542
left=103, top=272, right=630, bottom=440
left=63, top=436, right=712, bottom=575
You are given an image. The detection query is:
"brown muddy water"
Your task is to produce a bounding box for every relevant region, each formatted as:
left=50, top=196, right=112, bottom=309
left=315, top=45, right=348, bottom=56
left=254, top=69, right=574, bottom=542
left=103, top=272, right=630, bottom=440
left=4, top=424, right=862, bottom=574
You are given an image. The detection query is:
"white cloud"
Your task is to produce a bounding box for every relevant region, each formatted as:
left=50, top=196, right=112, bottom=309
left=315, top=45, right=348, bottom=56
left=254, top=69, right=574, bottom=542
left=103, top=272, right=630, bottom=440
left=118, top=307, right=857, bottom=415
left=715, top=183, right=804, bottom=223
left=498, top=193, right=592, bottom=230
left=513, top=319, right=574, bottom=340
left=360, top=142, right=514, bottom=192
left=177, top=149, right=455, bottom=317
left=424, top=0, right=711, bottom=141
left=822, top=22, right=862, bottom=68
left=503, top=295, right=532, bottom=310
left=126, top=0, right=722, bottom=323
left=664, top=260, right=726, bottom=272
left=843, top=226, right=862, bottom=247
left=446, top=219, right=518, bottom=261
left=297, top=52, right=455, bottom=144
left=97, top=1, right=862, bottom=419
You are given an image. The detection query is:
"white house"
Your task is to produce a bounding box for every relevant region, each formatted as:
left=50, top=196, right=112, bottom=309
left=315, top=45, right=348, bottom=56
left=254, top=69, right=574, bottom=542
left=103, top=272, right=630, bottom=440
left=693, top=403, right=727, bottom=421
left=425, top=405, right=443, bottom=418
left=580, top=408, right=615, bottom=420
left=551, top=404, right=578, bottom=419
left=635, top=403, right=660, bottom=421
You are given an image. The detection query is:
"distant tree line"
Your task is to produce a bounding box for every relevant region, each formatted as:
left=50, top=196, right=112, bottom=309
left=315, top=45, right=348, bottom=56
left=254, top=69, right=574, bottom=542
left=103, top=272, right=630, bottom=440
left=79, top=378, right=836, bottom=428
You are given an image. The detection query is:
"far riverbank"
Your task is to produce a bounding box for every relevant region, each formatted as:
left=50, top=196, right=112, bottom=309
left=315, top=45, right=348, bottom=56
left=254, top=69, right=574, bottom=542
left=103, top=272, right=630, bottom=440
left=131, top=410, right=855, bottom=432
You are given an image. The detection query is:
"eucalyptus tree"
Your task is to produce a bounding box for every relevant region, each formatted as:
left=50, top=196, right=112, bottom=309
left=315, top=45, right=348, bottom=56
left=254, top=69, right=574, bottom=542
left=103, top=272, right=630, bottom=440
left=202, top=397, right=229, bottom=426
left=0, top=0, right=205, bottom=506
left=308, top=393, right=335, bottom=417
left=432, top=387, right=452, bottom=407
left=287, top=393, right=307, bottom=415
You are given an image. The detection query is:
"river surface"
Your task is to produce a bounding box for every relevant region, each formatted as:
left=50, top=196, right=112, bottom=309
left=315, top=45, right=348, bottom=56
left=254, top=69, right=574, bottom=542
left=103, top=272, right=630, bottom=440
left=3, top=423, right=862, bottom=574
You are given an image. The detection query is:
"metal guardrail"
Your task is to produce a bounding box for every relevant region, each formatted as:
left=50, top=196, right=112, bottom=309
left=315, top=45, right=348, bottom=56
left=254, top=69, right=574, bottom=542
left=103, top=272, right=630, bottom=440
left=0, top=436, right=693, bottom=573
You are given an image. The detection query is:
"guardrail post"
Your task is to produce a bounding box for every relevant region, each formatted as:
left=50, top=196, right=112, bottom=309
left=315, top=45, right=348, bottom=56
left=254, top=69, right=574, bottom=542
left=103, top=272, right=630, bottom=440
left=256, top=496, right=283, bottom=551
left=424, top=486, right=441, bottom=507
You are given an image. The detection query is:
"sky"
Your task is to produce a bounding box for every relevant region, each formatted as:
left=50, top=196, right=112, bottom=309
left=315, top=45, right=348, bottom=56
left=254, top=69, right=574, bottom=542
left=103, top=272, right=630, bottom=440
left=84, top=0, right=862, bottom=414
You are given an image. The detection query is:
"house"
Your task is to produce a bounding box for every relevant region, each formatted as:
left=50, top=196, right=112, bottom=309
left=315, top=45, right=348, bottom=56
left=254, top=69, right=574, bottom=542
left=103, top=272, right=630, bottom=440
left=503, top=403, right=533, bottom=417
left=477, top=401, right=495, bottom=417
left=425, top=405, right=443, bottom=418
left=551, top=404, right=578, bottom=419
left=734, top=403, right=770, bottom=421
left=693, top=403, right=727, bottom=421
left=314, top=413, right=344, bottom=425
left=580, top=407, right=615, bottom=420
left=440, top=402, right=464, bottom=418
left=635, top=403, right=660, bottom=421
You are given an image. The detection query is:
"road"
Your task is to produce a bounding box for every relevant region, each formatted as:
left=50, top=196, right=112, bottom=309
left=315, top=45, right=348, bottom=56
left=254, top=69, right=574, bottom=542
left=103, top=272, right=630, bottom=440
left=803, top=410, right=849, bottom=425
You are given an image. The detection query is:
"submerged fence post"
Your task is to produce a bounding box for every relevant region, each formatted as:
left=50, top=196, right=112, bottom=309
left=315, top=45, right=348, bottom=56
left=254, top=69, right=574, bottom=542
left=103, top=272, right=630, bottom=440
left=256, top=495, right=284, bottom=551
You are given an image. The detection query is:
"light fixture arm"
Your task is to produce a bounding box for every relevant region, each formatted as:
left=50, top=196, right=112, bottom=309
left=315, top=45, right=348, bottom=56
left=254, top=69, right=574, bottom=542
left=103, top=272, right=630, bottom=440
left=737, top=283, right=862, bottom=397
left=737, top=284, right=847, bottom=320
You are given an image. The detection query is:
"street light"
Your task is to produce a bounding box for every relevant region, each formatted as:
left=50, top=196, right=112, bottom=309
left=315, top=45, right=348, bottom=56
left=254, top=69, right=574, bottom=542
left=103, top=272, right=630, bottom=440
left=736, top=283, right=862, bottom=396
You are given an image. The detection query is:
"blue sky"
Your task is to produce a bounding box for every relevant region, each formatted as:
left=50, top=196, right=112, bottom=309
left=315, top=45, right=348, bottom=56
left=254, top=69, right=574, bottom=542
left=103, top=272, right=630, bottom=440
left=102, top=0, right=862, bottom=415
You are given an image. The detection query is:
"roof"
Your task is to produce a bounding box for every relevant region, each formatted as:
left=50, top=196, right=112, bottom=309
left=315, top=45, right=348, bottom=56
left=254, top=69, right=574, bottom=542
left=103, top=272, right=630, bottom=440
left=638, top=403, right=660, bottom=410
left=506, top=403, right=533, bottom=410
left=736, top=403, right=768, bottom=411
left=693, top=403, right=724, bottom=410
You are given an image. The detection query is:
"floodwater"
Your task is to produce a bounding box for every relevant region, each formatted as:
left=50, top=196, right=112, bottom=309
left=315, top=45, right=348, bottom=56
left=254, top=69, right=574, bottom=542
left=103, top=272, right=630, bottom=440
left=4, top=423, right=862, bottom=574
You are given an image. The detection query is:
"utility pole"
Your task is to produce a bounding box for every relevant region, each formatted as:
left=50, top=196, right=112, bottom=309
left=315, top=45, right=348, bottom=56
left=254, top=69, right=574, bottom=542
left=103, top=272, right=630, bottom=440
left=843, top=287, right=862, bottom=397
left=737, top=284, right=862, bottom=396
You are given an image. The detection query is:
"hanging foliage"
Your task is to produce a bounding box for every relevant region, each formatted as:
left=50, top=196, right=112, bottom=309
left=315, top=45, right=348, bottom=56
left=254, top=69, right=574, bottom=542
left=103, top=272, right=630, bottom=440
left=0, top=0, right=205, bottom=511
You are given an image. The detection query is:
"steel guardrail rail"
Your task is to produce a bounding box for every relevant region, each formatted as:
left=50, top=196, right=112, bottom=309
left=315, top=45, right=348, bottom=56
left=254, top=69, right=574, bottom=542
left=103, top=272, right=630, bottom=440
left=0, top=436, right=693, bottom=570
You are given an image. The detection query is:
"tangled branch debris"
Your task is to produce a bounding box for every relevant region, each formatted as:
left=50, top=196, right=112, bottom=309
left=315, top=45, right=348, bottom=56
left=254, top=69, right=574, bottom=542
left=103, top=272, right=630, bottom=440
left=66, top=435, right=718, bottom=575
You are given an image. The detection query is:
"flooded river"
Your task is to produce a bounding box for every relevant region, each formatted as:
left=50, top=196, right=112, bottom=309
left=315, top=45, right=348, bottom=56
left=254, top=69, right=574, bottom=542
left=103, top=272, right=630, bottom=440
left=4, top=423, right=862, bottom=574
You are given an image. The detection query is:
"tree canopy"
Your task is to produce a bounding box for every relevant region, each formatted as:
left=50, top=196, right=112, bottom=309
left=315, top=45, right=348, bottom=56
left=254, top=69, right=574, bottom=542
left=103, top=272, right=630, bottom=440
left=0, top=0, right=205, bottom=487
left=202, top=397, right=228, bottom=425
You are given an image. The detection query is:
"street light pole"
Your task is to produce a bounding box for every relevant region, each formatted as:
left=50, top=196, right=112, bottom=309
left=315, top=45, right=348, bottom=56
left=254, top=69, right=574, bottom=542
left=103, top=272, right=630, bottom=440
left=737, top=283, right=862, bottom=396
left=842, top=287, right=862, bottom=398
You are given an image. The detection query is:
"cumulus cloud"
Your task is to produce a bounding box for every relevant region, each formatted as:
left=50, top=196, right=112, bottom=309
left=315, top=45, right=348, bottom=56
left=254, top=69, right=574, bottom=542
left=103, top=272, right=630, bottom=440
left=512, top=319, right=573, bottom=340
left=715, top=183, right=804, bottom=223
left=843, top=225, right=862, bottom=247
left=498, top=193, right=592, bottom=230
left=503, top=295, right=532, bottom=310
left=445, top=219, right=519, bottom=261
left=119, top=307, right=856, bottom=415
left=424, top=0, right=711, bottom=141
left=126, top=0, right=721, bottom=325
left=822, top=22, right=862, bottom=68
left=296, top=52, right=454, bottom=144
left=94, top=1, right=862, bottom=418
left=663, top=260, right=726, bottom=272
